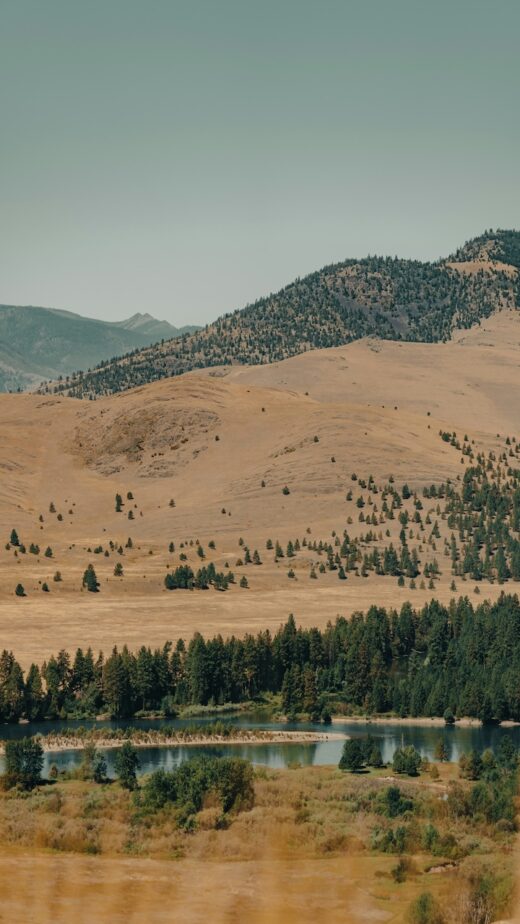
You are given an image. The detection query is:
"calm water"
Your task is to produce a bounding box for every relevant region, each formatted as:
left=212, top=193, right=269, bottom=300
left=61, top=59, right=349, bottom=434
left=1, top=713, right=519, bottom=778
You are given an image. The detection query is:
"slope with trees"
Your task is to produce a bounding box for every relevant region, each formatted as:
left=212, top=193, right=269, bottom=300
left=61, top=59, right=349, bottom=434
left=41, top=230, right=520, bottom=399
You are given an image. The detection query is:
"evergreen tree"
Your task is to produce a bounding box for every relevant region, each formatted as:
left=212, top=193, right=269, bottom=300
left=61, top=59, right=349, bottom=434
left=114, top=741, right=139, bottom=790
left=24, top=665, right=46, bottom=721
left=4, top=738, right=43, bottom=789
left=339, top=738, right=364, bottom=772
left=82, top=564, right=99, bottom=593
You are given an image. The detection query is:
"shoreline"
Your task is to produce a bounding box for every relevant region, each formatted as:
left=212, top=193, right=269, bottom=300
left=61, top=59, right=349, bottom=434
left=0, top=729, right=345, bottom=755
left=331, top=715, right=520, bottom=728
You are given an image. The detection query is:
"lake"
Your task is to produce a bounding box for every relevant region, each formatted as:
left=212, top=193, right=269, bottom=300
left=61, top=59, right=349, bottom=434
left=1, top=713, right=519, bottom=777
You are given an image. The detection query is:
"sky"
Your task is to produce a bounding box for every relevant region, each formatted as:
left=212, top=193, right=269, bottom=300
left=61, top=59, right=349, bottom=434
left=0, top=0, right=518, bottom=328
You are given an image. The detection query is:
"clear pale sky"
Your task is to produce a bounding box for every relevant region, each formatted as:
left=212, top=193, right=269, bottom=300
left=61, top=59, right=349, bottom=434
left=0, top=0, right=518, bottom=327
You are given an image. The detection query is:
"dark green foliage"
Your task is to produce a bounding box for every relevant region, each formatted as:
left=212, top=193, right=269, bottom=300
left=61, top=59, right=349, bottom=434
left=138, top=756, right=254, bottom=820
left=459, top=750, right=484, bottom=781
left=164, top=563, right=230, bottom=591
left=391, top=857, right=412, bottom=883
left=5, top=595, right=520, bottom=722
left=82, top=564, right=99, bottom=593
left=24, top=664, right=46, bottom=721
left=392, top=746, right=422, bottom=776
left=378, top=785, right=414, bottom=818
left=339, top=738, right=365, bottom=772
left=372, top=824, right=409, bottom=854
left=3, top=737, right=44, bottom=789
left=451, top=744, right=518, bottom=828
left=0, top=651, right=25, bottom=722
left=114, top=741, right=140, bottom=790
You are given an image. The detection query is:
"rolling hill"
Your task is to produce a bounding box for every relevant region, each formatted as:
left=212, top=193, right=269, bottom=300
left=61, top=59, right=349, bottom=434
left=41, top=229, right=520, bottom=399
left=0, top=305, right=199, bottom=392
left=1, top=308, right=520, bottom=664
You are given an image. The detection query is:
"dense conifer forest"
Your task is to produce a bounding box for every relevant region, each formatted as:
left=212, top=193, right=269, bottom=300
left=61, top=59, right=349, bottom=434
left=2, top=592, right=520, bottom=724
left=38, top=230, right=520, bottom=399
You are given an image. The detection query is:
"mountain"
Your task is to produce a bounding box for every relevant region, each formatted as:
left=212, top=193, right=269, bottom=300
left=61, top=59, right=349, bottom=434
left=114, top=311, right=190, bottom=341
left=0, top=305, right=200, bottom=392
left=43, top=229, right=520, bottom=400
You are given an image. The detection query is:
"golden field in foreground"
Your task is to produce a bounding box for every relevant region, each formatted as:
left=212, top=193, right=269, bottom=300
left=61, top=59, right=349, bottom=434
left=0, top=763, right=513, bottom=924
left=0, top=309, right=520, bottom=664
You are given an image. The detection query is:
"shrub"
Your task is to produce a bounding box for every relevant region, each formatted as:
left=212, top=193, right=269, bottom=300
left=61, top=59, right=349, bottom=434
left=407, top=892, right=445, bottom=924
left=378, top=785, right=414, bottom=818
left=138, top=756, right=254, bottom=820
left=391, top=856, right=413, bottom=882
left=392, top=746, right=422, bottom=776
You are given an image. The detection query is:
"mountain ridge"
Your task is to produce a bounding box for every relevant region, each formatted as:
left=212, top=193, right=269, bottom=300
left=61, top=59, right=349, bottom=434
left=0, top=304, right=200, bottom=392
left=42, top=229, right=520, bottom=400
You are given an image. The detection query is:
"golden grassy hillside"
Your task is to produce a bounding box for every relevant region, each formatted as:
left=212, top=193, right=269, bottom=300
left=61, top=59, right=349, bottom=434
left=0, top=310, right=519, bottom=664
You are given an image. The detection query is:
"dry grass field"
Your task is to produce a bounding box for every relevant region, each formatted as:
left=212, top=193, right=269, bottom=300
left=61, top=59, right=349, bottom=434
left=0, top=763, right=513, bottom=924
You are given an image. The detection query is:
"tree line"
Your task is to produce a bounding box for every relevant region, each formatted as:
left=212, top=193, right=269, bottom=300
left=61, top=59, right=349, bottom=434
left=2, top=593, right=520, bottom=723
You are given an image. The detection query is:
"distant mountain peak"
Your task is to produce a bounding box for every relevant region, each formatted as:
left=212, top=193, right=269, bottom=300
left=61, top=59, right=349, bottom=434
left=120, top=312, right=165, bottom=329
left=115, top=312, right=199, bottom=340
left=0, top=304, right=200, bottom=392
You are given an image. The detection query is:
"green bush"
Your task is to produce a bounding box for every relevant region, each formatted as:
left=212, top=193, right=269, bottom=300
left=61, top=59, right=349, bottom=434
left=407, top=892, right=445, bottom=924
left=3, top=738, right=43, bottom=790
left=377, top=785, right=413, bottom=818
left=138, top=756, right=254, bottom=821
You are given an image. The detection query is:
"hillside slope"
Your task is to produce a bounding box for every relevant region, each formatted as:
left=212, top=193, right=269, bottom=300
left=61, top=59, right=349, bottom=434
left=0, top=305, right=199, bottom=392
left=2, top=310, right=520, bottom=663
left=43, top=229, right=520, bottom=399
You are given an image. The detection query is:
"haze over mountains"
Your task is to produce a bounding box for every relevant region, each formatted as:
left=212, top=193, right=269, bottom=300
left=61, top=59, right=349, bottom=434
left=0, top=305, right=199, bottom=392
left=39, top=229, right=520, bottom=399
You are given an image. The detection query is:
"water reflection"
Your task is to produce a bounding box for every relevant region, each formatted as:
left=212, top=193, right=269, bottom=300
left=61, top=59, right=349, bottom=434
left=1, top=712, right=519, bottom=777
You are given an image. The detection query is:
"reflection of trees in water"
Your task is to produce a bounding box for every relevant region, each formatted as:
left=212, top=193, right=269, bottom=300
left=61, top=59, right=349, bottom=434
left=42, top=741, right=320, bottom=778
left=17, top=719, right=520, bottom=779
